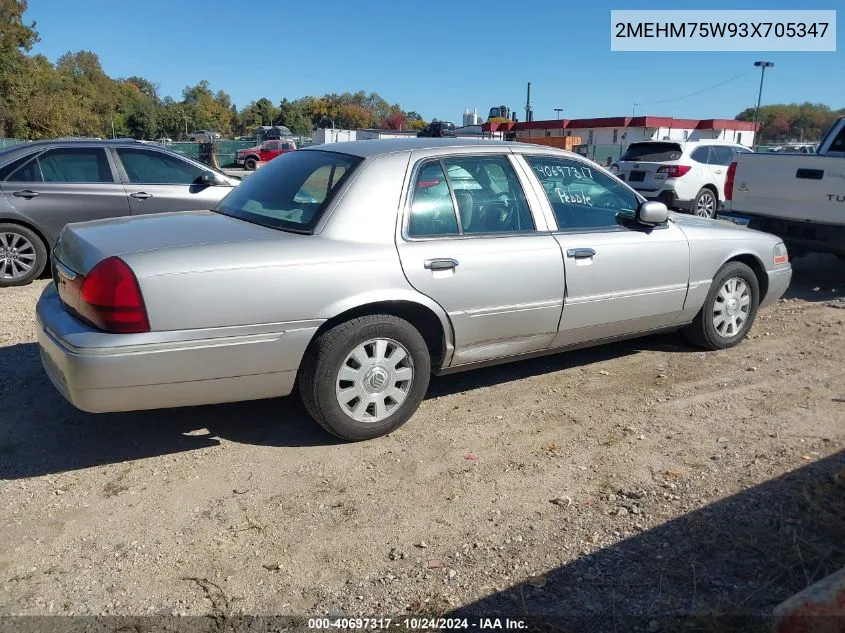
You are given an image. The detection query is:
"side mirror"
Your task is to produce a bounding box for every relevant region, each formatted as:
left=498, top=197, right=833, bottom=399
left=200, top=171, right=224, bottom=186
left=638, top=200, right=668, bottom=225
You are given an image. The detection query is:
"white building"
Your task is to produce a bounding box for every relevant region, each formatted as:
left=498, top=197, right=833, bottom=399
left=514, top=116, right=757, bottom=148
left=463, top=108, right=481, bottom=126
left=312, top=128, right=358, bottom=145
left=313, top=128, right=420, bottom=145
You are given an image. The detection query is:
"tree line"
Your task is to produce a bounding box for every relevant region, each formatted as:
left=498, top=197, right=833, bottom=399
left=735, top=103, right=845, bottom=144
left=0, top=0, right=426, bottom=140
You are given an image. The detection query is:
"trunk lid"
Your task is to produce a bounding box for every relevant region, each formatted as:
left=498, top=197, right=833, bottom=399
left=54, top=210, right=279, bottom=275
left=728, top=154, right=845, bottom=225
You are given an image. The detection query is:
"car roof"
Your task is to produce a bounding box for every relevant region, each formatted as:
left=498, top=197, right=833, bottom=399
left=1, top=138, right=151, bottom=151
left=302, top=137, right=523, bottom=159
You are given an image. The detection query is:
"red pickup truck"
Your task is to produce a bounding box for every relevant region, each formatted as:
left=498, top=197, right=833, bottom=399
left=235, top=139, right=297, bottom=170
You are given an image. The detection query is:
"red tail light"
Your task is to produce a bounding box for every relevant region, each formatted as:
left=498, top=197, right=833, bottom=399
left=78, top=257, right=149, bottom=333
left=725, top=161, right=738, bottom=201
left=610, top=163, right=619, bottom=172
left=657, top=165, right=692, bottom=178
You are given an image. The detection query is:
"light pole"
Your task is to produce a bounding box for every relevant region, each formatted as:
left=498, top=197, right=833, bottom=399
left=554, top=108, right=563, bottom=120
left=753, top=61, right=774, bottom=140
left=632, top=101, right=640, bottom=118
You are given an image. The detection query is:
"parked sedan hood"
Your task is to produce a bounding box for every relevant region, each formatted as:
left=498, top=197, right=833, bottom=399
left=55, top=210, right=280, bottom=274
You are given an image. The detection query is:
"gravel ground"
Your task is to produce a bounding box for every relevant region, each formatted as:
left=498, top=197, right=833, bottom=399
left=0, top=254, right=843, bottom=630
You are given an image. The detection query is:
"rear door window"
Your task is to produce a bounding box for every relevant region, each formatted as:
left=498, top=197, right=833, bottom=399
left=620, top=142, right=683, bottom=162
left=116, top=148, right=206, bottom=184
left=4, top=148, right=113, bottom=183
left=408, top=161, right=459, bottom=237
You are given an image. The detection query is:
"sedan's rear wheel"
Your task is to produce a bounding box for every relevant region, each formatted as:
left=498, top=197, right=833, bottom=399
left=0, top=223, right=47, bottom=287
left=693, top=188, right=718, bottom=218
left=684, top=261, right=759, bottom=350
left=299, top=315, right=431, bottom=441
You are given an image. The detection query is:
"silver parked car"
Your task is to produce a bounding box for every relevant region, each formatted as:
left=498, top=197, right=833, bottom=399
left=0, top=139, right=238, bottom=286
left=36, top=139, right=792, bottom=441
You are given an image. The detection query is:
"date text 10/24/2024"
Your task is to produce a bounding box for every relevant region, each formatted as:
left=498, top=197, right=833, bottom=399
left=307, top=617, right=528, bottom=630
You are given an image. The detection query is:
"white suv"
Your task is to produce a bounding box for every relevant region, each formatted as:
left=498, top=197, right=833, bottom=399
left=612, top=140, right=753, bottom=218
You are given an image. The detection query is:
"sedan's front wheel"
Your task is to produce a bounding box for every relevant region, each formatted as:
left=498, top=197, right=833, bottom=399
left=684, top=261, right=759, bottom=350
left=299, top=315, right=431, bottom=441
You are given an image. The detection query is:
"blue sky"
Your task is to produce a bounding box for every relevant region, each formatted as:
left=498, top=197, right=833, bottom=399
left=26, top=0, right=843, bottom=123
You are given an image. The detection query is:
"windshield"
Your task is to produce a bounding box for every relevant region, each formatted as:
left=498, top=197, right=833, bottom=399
left=620, top=142, right=683, bottom=162
left=213, top=150, right=362, bottom=233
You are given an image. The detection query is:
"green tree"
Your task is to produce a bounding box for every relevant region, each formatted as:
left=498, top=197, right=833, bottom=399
left=736, top=102, right=844, bottom=143
left=276, top=98, right=312, bottom=138
left=0, top=0, right=40, bottom=136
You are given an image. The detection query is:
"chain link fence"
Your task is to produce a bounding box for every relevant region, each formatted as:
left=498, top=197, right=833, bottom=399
left=153, top=140, right=257, bottom=168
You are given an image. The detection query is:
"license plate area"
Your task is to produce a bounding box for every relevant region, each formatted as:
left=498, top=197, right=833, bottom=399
left=629, top=171, right=646, bottom=182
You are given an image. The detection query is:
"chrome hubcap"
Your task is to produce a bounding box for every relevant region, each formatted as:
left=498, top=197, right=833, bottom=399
left=0, top=232, right=36, bottom=280
left=695, top=192, right=716, bottom=218
left=335, top=338, right=414, bottom=423
left=713, top=277, right=751, bottom=338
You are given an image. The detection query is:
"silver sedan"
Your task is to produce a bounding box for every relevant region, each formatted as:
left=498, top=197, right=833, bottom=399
left=36, top=139, right=792, bottom=441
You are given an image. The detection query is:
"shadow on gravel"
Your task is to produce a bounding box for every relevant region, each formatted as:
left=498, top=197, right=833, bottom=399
left=784, top=253, right=844, bottom=303
left=450, top=450, right=845, bottom=633
left=0, top=332, right=697, bottom=480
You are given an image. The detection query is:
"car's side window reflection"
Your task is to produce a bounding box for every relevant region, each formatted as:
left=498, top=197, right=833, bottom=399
left=408, top=161, right=459, bottom=237
left=524, top=156, right=639, bottom=231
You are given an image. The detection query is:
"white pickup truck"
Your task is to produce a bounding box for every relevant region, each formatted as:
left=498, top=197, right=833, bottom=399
left=719, top=116, right=845, bottom=259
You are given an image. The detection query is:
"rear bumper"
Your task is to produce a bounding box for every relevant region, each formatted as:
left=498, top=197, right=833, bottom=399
left=718, top=211, right=845, bottom=257
left=36, top=284, right=318, bottom=413
left=640, top=189, right=690, bottom=211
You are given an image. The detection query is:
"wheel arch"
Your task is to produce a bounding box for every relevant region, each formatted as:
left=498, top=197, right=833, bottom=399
left=724, top=252, right=769, bottom=303
left=308, top=296, right=455, bottom=371
left=0, top=216, right=52, bottom=250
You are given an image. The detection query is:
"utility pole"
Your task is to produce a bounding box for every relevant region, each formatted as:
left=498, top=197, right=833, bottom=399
left=753, top=61, right=774, bottom=142
left=554, top=108, right=563, bottom=120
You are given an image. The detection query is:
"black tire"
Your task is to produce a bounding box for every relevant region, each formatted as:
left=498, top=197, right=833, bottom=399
left=0, top=223, right=47, bottom=287
left=684, top=261, right=760, bottom=350
left=299, top=315, right=431, bottom=441
left=244, top=156, right=258, bottom=171
left=692, top=187, right=719, bottom=218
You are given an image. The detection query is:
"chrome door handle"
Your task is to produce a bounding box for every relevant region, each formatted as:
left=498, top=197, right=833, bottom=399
left=566, top=248, right=596, bottom=259
left=129, top=192, right=153, bottom=200
left=424, top=258, right=459, bottom=271
left=12, top=190, right=39, bottom=199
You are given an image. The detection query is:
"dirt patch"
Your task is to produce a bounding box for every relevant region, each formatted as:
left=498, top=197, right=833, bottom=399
left=0, top=255, right=843, bottom=626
